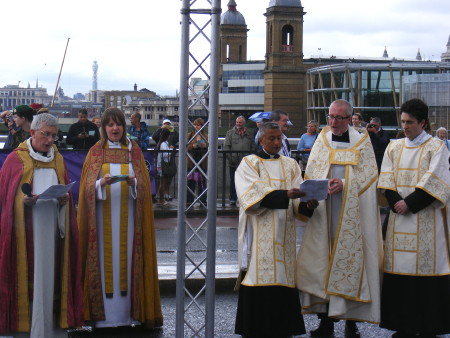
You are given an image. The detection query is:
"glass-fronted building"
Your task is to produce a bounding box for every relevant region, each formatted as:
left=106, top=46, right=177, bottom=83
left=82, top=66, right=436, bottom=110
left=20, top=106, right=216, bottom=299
left=403, top=73, right=450, bottom=130
left=306, top=62, right=450, bottom=132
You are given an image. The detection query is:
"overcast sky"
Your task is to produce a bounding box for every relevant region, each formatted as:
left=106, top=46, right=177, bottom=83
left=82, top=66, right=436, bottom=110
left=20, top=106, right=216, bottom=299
left=1, top=0, right=449, bottom=98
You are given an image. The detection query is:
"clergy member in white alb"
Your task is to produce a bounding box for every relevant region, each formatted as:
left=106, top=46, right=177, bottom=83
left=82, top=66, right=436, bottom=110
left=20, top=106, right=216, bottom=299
left=0, top=113, right=83, bottom=338
left=377, top=98, right=450, bottom=337
left=234, top=122, right=318, bottom=338
left=296, top=99, right=383, bottom=338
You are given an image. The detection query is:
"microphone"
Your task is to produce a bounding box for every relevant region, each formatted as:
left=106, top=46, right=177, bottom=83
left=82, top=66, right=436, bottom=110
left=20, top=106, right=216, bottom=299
left=21, top=183, right=33, bottom=197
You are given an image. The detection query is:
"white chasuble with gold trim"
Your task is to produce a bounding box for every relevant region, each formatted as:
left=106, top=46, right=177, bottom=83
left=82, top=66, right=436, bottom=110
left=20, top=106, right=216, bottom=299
left=236, top=155, right=305, bottom=287
left=378, top=137, right=450, bottom=276
left=296, top=127, right=383, bottom=323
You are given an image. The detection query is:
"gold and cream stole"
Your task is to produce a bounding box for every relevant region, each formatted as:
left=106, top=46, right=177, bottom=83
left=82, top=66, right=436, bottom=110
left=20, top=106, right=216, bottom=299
left=101, top=144, right=129, bottom=296
left=306, top=128, right=378, bottom=301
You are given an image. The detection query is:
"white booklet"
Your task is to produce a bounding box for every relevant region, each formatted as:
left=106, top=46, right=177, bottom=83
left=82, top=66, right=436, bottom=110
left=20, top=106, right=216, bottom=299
left=299, top=179, right=329, bottom=201
left=38, top=181, right=76, bottom=200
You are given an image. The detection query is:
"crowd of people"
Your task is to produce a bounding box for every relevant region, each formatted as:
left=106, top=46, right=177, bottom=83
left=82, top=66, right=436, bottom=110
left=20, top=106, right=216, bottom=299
left=0, top=100, right=449, bottom=337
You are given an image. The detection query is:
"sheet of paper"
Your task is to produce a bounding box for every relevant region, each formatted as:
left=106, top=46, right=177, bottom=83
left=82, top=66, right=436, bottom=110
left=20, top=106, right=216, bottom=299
left=38, top=181, right=76, bottom=200
left=299, top=179, right=329, bottom=201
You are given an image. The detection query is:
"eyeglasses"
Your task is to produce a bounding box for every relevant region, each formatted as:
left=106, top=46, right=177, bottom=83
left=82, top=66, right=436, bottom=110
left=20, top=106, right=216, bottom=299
left=39, top=130, right=59, bottom=141
left=326, top=115, right=350, bottom=121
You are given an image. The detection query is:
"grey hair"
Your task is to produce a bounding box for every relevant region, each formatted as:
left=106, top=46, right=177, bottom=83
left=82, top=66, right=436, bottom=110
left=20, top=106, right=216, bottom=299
left=236, top=115, right=246, bottom=123
left=370, top=116, right=382, bottom=124
left=330, top=99, right=353, bottom=117
left=436, top=127, right=448, bottom=136
left=30, top=113, right=58, bottom=130
left=259, top=122, right=281, bottom=139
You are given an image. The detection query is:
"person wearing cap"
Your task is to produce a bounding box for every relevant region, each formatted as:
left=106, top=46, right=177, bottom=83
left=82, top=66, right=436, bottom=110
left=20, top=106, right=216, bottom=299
left=128, top=112, right=150, bottom=151
left=0, top=113, right=83, bottom=337
left=30, top=103, right=44, bottom=114
left=66, top=108, right=100, bottom=150
left=10, top=105, right=35, bottom=149
left=152, top=118, right=179, bottom=148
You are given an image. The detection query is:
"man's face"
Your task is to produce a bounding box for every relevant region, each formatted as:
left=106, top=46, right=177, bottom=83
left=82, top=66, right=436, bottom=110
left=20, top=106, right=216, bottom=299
left=235, top=117, right=245, bottom=129
left=163, top=122, right=171, bottom=129
left=130, top=114, right=138, bottom=125
left=368, top=120, right=381, bottom=132
left=328, top=104, right=351, bottom=136
left=78, top=113, right=88, bottom=124
left=401, top=112, right=425, bottom=141
left=30, top=123, right=58, bottom=153
left=260, top=128, right=282, bottom=155
left=276, top=115, right=289, bottom=133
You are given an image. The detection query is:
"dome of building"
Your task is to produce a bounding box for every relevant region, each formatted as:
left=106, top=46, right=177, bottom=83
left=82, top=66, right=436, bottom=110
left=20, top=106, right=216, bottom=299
left=221, top=0, right=246, bottom=25
left=268, top=0, right=302, bottom=7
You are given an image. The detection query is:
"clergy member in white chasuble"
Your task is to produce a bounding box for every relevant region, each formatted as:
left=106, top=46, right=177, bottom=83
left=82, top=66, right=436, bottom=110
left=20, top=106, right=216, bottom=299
left=377, top=98, right=450, bottom=337
left=296, top=99, right=383, bottom=338
left=0, top=113, right=83, bottom=337
left=78, top=107, right=162, bottom=329
left=234, top=122, right=319, bottom=338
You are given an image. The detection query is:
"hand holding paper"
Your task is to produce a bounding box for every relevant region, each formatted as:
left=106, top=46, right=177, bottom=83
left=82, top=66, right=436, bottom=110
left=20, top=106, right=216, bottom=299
left=299, top=179, right=329, bottom=201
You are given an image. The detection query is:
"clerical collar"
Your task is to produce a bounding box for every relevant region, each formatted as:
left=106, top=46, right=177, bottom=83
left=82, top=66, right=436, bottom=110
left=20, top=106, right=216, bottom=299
left=332, top=130, right=350, bottom=143
left=30, top=139, right=48, bottom=157
left=26, top=138, right=55, bottom=163
left=405, top=130, right=432, bottom=147
left=258, top=149, right=280, bottom=159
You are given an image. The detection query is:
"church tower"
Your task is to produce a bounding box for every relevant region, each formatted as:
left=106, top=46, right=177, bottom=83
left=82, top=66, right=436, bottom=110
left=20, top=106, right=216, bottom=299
left=220, top=0, right=248, bottom=63
left=264, top=0, right=306, bottom=135
left=441, top=35, right=450, bottom=62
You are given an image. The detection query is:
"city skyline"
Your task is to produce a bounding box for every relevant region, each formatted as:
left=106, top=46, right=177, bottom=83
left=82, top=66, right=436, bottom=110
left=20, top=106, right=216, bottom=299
left=1, top=0, right=449, bottom=98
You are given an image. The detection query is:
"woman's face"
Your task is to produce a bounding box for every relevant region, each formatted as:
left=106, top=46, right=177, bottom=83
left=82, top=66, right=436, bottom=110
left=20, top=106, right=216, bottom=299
left=352, top=115, right=361, bottom=126
left=105, top=118, right=124, bottom=142
left=437, top=130, right=447, bottom=140
left=307, top=123, right=317, bottom=133
left=194, top=123, right=203, bottom=131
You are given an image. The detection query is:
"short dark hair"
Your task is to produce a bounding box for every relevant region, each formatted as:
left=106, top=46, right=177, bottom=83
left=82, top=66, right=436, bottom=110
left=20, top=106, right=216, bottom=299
left=370, top=117, right=381, bottom=124
left=259, top=122, right=281, bottom=139
left=79, top=108, right=88, bottom=116
left=270, top=110, right=288, bottom=122
left=400, top=99, right=428, bottom=123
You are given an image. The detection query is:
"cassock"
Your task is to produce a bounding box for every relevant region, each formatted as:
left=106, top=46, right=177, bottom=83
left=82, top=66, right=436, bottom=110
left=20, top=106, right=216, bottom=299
left=377, top=131, right=450, bottom=335
left=78, top=139, right=162, bottom=329
left=296, top=126, right=383, bottom=324
left=234, top=150, right=312, bottom=337
left=0, top=140, right=83, bottom=337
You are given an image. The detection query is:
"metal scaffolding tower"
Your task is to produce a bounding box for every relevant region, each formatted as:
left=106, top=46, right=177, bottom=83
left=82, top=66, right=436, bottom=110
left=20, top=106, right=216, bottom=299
left=176, top=0, right=221, bottom=337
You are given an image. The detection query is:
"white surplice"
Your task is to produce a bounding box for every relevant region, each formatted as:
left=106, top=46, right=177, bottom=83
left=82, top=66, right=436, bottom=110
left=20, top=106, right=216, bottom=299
left=26, top=142, right=67, bottom=338
left=93, top=140, right=139, bottom=328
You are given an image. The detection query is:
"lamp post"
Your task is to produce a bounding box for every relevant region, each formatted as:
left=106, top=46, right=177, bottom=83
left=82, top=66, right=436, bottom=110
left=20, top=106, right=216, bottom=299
left=17, top=81, right=21, bottom=106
